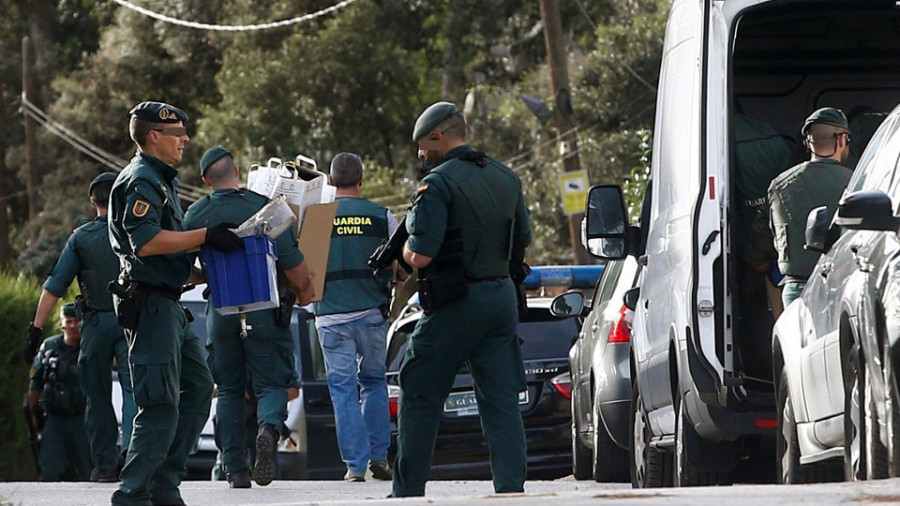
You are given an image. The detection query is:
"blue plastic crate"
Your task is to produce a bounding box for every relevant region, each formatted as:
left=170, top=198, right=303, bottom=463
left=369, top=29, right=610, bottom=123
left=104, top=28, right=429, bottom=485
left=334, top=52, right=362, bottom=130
left=201, top=235, right=279, bottom=315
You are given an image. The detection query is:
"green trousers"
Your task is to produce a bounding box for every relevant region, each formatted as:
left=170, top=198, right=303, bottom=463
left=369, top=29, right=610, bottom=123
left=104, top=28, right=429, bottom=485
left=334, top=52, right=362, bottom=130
left=78, top=310, right=136, bottom=472
left=206, top=312, right=295, bottom=474
left=38, top=412, right=92, bottom=481
left=392, top=278, right=527, bottom=496
left=112, top=295, right=213, bottom=506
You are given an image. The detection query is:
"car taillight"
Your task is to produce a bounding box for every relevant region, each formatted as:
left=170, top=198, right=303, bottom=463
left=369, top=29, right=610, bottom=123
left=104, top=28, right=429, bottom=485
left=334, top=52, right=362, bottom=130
left=607, top=305, right=633, bottom=343
left=550, top=372, right=572, bottom=399
left=388, top=384, right=400, bottom=419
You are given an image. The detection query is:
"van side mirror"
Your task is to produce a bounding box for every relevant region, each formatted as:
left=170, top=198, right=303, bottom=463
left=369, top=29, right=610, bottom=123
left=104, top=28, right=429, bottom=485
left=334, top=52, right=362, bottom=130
left=623, top=286, right=640, bottom=311
left=804, top=206, right=833, bottom=254
left=585, top=185, right=631, bottom=260
left=835, top=190, right=900, bottom=232
left=550, top=291, right=584, bottom=317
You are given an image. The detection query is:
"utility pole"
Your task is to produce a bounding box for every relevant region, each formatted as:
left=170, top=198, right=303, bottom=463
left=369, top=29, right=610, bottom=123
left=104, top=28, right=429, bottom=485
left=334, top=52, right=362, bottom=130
left=539, top=0, right=590, bottom=264
left=23, top=36, right=39, bottom=229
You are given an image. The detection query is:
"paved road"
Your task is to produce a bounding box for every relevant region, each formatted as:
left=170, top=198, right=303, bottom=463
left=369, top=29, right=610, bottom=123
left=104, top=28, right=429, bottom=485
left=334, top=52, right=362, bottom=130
left=3, top=477, right=900, bottom=506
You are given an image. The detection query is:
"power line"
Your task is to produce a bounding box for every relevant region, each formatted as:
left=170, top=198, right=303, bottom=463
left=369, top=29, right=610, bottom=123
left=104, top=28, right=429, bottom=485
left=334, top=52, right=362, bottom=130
left=18, top=95, right=204, bottom=202
left=110, top=0, right=362, bottom=31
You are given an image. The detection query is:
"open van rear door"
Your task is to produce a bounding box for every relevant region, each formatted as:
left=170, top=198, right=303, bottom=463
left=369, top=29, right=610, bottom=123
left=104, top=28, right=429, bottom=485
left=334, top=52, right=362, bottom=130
left=691, top=0, right=731, bottom=402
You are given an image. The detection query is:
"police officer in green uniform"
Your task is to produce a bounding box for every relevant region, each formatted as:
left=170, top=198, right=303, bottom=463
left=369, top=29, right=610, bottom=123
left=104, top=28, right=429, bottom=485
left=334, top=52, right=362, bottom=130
left=28, top=303, right=92, bottom=481
left=391, top=102, right=532, bottom=497
left=314, top=153, right=397, bottom=482
left=768, top=107, right=853, bottom=307
left=109, top=101, right=242, bottom=506
left=25, top=172, right=136, bottom=483
left=183, top=146, right=315, bottom=489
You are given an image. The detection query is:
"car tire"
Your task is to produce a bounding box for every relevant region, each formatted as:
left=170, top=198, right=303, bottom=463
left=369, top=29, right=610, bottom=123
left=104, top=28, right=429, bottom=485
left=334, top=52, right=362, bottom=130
left=776, top=368, right=842, bottom=483
left=571, top=396, right=592, bottom=480
left=886, top=341, right=900, bottom=478
left=844, top=342, right=888, bottom=480
left=629, top=387, right=671, bottom=488
left=592, top=399, right=629, bottom=482
left=674, top=394, right=733, bottom=486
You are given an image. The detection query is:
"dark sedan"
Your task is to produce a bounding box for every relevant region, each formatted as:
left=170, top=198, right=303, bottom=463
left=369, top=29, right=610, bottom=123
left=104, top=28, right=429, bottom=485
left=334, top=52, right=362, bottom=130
left=384, top=265, right=602, bottom=479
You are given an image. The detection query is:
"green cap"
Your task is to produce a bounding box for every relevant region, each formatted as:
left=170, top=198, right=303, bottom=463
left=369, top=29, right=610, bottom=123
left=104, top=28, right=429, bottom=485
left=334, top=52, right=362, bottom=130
left=88, top=172, right=117, bottom=197
left=199, top=146, right=232, bottom=177
left=128, top=101, right=189, bottom=124
left=412, top=101, right=460, bottom=142
left=61, top=302, right=77, bottom=318
left=802, top=107, right=849, bottom=135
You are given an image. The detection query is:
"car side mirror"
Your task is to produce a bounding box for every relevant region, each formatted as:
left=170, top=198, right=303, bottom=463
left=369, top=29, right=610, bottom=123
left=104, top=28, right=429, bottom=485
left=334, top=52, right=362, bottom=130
left=804, top=206, right=833, bottom=254
left=584, top=185, right=632, bottom=260
left=622, top=287, right=640, bottom=311
left=549, top=291, right=584, bottom=317
left=835, top=190, right=900, bottom=232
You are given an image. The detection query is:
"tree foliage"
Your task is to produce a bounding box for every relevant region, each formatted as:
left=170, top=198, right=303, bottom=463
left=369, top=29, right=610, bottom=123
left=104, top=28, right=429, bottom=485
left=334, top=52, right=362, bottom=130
left=4, top=0, right=669, bottom=270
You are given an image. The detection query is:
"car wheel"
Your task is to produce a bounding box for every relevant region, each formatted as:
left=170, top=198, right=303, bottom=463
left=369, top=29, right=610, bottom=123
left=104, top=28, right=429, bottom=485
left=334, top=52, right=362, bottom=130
left=592, top=398, right=629, bottom=482
left=630, top=387, right=671, bottom=488
left=674, top=394, right=733, bottom=486
left=886, top=343, right=900, bottom=477
left=571, top=395, right=592, bottom=480
left=843, top=343, right=886, bottom=480
left=776, top=368, right=842, bottom=483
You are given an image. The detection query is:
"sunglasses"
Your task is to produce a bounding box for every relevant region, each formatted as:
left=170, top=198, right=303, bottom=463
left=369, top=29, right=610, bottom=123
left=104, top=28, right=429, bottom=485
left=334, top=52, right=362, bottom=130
left=150, top=126, right=188, bottom=137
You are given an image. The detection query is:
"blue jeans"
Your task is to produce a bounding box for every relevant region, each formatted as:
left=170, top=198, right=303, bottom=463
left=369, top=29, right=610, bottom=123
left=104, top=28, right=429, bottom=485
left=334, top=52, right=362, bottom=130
left=781, top=280, right=806, bottom=308
left=317, top=311, right=390, bottom=473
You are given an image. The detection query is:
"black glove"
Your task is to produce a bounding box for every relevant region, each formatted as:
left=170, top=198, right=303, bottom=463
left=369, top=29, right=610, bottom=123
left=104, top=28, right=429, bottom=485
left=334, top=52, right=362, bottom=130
left=23, top=323, right=41, bottom=364
left=204, top=222, right=243, bottom=252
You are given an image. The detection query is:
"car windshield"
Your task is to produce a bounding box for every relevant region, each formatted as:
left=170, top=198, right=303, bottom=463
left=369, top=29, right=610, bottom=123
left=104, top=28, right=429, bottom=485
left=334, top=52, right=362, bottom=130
left=517, top=306, right=579, bottom=360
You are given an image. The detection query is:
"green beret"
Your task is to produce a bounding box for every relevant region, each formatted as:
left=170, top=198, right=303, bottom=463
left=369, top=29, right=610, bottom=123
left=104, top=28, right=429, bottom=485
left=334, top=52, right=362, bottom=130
left=200, top=146, right=232, bottom=177
left=802, top=107, right=848, bottom=135
left=61, top=302, right=77, bottom=318
left=412, top=101, right=460, bottom=142
left=128, top=101, right=189, bottom=124
left=88, top=172, right=117, bottom=197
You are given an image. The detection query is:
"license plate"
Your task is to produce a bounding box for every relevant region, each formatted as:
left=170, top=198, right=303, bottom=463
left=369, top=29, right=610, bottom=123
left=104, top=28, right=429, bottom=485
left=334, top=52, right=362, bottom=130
left=443, top=390, right=529, bottom=416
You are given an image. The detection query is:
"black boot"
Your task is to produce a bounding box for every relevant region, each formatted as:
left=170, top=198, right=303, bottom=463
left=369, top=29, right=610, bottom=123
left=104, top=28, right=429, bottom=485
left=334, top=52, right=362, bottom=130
left=253, top=424, right=279, bottom=486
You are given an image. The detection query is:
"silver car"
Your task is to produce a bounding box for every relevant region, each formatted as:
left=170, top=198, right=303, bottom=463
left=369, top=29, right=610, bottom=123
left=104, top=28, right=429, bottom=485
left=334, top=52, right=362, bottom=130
left=562, top=257, right=640, bottom=482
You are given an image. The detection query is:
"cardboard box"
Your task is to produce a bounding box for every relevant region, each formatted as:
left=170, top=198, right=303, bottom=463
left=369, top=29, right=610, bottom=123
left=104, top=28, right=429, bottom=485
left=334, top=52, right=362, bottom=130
left=297, top=202, right=337, bottom=303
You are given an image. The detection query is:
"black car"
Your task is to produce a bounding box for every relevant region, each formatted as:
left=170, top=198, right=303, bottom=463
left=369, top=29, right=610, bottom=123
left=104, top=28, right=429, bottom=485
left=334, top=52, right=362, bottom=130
left=384, top=265, right=602, bottom=479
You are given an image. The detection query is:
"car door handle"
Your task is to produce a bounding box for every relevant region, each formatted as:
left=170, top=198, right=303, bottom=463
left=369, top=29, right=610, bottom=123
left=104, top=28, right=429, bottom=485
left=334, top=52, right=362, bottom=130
left=820, top=262, right=833, bottom=277
left=591, top=323, right=599, bottom=332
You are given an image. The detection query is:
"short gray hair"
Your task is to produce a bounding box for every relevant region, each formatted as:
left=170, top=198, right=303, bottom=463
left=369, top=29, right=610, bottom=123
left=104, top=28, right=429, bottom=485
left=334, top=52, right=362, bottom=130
left=330, top=153, right=363, bottom=188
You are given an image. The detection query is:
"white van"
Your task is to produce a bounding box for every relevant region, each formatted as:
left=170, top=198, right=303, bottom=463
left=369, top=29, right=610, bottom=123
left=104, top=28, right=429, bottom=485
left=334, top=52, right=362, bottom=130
left=584, top=0, right=900, bottom=488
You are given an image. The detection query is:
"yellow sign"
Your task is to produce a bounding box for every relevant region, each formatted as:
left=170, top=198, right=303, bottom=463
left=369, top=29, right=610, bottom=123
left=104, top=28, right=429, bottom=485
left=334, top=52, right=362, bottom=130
left=558, top=170, right=589, bottom=216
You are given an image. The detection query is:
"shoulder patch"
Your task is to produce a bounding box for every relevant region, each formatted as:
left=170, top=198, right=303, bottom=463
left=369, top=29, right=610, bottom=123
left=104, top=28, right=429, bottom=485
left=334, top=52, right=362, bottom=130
left=29, top=367, right=36, bottom=379
left=417, top=184, right=429, bottom=193
left=132, top=199, right=151, bottom=218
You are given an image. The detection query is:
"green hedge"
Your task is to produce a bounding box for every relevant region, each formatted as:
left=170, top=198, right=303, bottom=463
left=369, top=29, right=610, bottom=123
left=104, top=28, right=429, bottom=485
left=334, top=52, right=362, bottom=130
left=0, top=272, right=54, bottom=481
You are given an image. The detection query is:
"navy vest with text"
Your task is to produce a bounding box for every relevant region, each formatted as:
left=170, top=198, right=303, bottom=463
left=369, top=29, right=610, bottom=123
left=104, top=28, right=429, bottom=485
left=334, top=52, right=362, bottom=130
left=314, top=197, right=391, bottom=316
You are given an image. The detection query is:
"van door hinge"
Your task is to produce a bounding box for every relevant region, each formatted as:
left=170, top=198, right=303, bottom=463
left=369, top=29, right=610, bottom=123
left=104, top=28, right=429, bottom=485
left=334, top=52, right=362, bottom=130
left=698, top=300, right=715, bottom=317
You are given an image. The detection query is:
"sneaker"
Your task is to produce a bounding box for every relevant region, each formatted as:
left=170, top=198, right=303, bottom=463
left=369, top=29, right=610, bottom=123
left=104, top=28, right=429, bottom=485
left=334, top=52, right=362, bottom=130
left=90, top=467, right=118, bottom=483
left=253, top=425, right=279, bottom=486
left=344, top=469, right=366, bottom=482
left=227, top=469, right=251, bottom=489
left=369, top=460, right=392, bottom=480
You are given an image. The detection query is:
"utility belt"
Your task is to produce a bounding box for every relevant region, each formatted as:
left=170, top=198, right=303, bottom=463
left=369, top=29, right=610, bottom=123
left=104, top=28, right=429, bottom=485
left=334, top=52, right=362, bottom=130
left=73, top=294, right=114, bottom=319
left=418, top=265, right=469, bottom=311
left=108, top=278, right=190, bottom=331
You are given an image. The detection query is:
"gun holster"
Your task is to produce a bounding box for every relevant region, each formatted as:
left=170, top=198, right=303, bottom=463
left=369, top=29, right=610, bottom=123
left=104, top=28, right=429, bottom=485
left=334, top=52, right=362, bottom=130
left=108, top=279, right=144, bottom=331
left=417, top=266, right=469, bottom=311
left=276, top=288, right=296, bottom=328
left=74, top=294, right=86, bottom=319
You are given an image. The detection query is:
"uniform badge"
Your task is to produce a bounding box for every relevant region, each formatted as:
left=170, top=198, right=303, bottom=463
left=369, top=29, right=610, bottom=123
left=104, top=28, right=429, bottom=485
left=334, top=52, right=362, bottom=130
left=417, top=184, right=429, bottom=193
left=159, top=108, right=172, bottom=120
left=132, top=199, right=151, bottom=217
left=29, top=368, right=36, bottom=379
